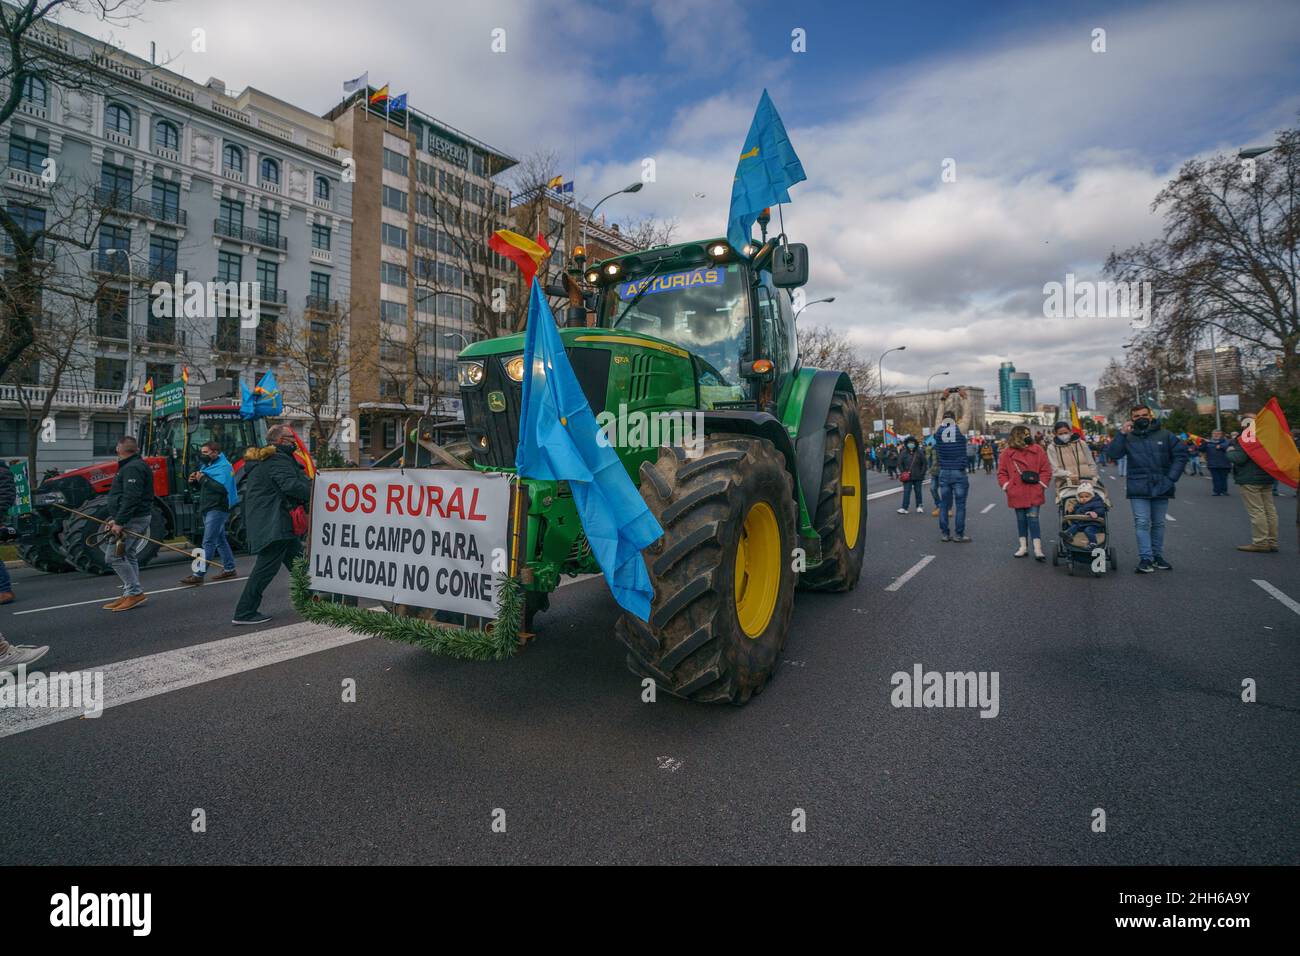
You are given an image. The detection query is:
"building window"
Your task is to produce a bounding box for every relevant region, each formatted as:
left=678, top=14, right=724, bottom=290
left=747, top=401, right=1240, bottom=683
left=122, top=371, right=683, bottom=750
left=152, top=177, right=180, bottom=220
left=256, top=260, right=279, bottom=295
left=380, top=300, right=407, bottom=324
left=380, top=261, right=407, bottom=287
left=0, top=419, right=25, bottom=457
left=255, top=315, right=278, bottom=355
left=149, top=235, right=178, bottom=275
left=21, top=76, right=48, bottom=107
left=215, top=316, right=241, bottom=351
left=93, top=420, right=127, bottom=457
left=382, top=420, right=398, bottom=446
left=222, top=143, right=244, bottom=174
left=104, top=103, right=132, bottom=136
left=381, top=223, right=407, bottom=250
left=257, top=209, right=280, bottom=243
left=310, top=272, right=331, bottom=300
left=94, top=357, right=127, bottom=392
left=96, top=289, right=129, bottom=338
left=382, top=148, right=408, bottom=177
left=311, top=223, right=331, bottom=250
left=382, top=185, right=407, bottom=212
left=97, top=223, right=131, bottom=260
left=314, top=177, right=331, bottom=201
left=145, top=363, right=174, bottom=387
left=6, top=204, right=46, bottom=237
left=99, top=162, right=133, bottom=202
left=217, top=250, right=242, bottom=283
left=153, top=120, right=180, bottom=152
left=218, top=197, right=244, bottom=232
left=260, top=156, right=280, bottom=185
left=7, top=135, right=48, bottom=173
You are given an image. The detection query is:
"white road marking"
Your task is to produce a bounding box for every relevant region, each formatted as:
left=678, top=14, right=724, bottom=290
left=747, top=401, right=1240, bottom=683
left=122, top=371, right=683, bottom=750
left=980, top=503, right=996, bottom=514
left=1253, top=579, right=1300, bottom=617
left=0, top=620, right=371, bottom=739
left=885, top=555, right=935, bottom=592
left=867, top=485, right=904, bottom=500
left=1166, top=514, right=1177, bottom=522
left=12, top=574, right=247, bottom=616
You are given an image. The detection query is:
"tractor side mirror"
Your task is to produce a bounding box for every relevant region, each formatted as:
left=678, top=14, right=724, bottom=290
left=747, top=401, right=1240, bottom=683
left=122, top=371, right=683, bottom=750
left=543, top=280, right=568, bottom=298
left=770, top=243, right=809, bottom=288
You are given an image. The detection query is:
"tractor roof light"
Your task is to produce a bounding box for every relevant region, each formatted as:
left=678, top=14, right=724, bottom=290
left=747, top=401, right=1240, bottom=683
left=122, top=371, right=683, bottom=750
left=741, top=243, right=757, bottom=258
left=585, top=269, right=601, bottom=284
left=752, top=359, right=774, bottom=375
left=603, top=262, right=621, bottom=277
left=707, top=242, right=729, bottom=260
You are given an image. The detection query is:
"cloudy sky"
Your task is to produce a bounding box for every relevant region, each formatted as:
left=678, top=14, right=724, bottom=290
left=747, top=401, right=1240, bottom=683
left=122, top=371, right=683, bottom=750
left=61, top=0, right=1300, bottom=404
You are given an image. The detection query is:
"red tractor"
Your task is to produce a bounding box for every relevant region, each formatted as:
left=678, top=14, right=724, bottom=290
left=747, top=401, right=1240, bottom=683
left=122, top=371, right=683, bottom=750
left=14, top=392, right=266, bottom=575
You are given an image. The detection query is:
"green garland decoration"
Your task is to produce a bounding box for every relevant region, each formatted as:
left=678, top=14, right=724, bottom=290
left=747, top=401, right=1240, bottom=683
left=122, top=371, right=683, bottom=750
left=289, top=558, right=521, bottom=661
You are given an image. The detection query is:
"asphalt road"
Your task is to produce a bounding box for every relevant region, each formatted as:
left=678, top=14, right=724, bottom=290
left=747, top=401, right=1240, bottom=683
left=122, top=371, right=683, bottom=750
left=1, top=465, right=1297, bottom=865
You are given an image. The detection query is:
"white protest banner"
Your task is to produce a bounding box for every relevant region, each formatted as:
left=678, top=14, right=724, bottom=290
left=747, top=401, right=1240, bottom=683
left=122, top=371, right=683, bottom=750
left=309, top=469, right=511, bottom=618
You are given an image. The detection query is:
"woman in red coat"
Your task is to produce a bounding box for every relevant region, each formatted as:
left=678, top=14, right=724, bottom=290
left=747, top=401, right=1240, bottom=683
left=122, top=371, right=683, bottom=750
left=997, top=425, right=1054, bottom=560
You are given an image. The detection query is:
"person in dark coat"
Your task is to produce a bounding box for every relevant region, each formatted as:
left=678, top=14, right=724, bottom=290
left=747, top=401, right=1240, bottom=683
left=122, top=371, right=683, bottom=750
left=0, top=460, right=17, bottom=604
left=103, top=437, right=155, bottom=611
left=895, top=437, right=928, bottom=514
left=1105, top=405, right=1189, bottom=573
left=232, top=424, right=312, bottom=625
left=1203, top=430, right=1232, bottom=496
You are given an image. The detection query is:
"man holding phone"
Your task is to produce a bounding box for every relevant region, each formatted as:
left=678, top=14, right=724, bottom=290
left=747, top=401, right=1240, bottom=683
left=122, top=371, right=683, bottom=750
left=1105, top=405, right=1189, bottom=573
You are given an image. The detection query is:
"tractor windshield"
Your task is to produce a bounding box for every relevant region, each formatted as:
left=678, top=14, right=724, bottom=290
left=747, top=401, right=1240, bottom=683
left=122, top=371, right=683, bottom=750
left=602, top=263, right=752, bottom=404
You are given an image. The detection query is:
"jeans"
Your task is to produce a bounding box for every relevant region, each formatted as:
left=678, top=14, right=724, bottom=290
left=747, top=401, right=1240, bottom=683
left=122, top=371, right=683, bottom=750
left=967, top=456, right=977, bottom=474
left=0, top=556, right=10, bottom=593
left=930, top=473, right=942, bottom=508
left=234, top=538, right=301, bottom=619
left=105, top=514, right=152, bottom=596
left=1210, top=468, right=1230, bottom=495
left=1130, top=497, right=1169, bottom=562
left=938, top=469, right=969, bottom=535
left=1188, top=458, right=1201, bottom=475
left=197, top=508, right=236, bottom=578
left=1014, top=505, right=1041, bottom=540
left=901, top=479, right=923, bottom=509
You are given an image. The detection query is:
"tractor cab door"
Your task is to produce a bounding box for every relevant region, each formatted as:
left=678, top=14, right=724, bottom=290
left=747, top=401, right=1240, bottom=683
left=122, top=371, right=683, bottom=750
left=754, top=269, right=797, bottom=397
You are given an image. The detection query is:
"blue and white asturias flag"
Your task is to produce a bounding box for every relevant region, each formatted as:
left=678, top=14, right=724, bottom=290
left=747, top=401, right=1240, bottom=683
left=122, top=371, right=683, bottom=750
left=726, top=89, right=807, bottom=255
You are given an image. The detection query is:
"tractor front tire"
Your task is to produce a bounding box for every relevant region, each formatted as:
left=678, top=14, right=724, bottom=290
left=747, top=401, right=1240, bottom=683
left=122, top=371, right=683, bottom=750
left=59, top=496, right=166, bottom=576
left=615, top=435, right=797, bottom=705
left=17, top=538, right=73, bottom=573
left=798, top=390, right=867, bottom=591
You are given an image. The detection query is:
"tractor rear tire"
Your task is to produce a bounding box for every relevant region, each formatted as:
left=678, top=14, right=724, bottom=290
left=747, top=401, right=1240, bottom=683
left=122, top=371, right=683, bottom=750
left=18, top=539, right=73, bottom=573
left=615, top=435, right=797, bottom=705
left=798, top=390, right=867, bottom=591
left=226, top=506, right=248, bottom=554
left=59, top=496, right=166, bottom=576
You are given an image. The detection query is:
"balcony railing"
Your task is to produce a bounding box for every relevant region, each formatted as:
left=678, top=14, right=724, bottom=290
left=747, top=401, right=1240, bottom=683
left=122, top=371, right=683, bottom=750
left=305, top=295, right=339, bottom=313
left=5, top=167, right=49, bottom=193
left=95, top=187, right=188, bottom=226
left=309, top=246, right=333, bottom=265
left=260, top=287, right=288, bottom=306
left=0, top=384, right=151, bottom=412
left=221, top=164, right=247, bottom=183
left=104, top=128, right=133, bottom=147
left=259, top=178, right=282, bottom=195
left=0, top=235, right=55, bottom=260
left=16, top=99, right=47, bottom=120
left=135, top=322, right=187, bottom=348
left=213, top=218, right=287, bottom=251
left=92, top=250, right=138, bottom=276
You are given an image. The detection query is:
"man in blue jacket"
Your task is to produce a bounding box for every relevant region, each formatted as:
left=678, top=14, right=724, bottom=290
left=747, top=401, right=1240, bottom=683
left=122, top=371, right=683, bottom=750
left=933, top=413, right=971, bottom=542
left=1202, top=430, right=1232, bottom=496
left=1105, top=405, right=1189, bottom=573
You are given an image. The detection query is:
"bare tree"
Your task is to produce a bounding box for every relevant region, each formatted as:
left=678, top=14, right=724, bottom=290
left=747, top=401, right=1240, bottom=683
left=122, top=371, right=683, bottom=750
left=619, top=213, right=678, bottom=250
left=796, top=323, right=877, bottom=396
left=1105, top=120, right=1300, bottom=389
left=271, top=305, right=353, bottom=454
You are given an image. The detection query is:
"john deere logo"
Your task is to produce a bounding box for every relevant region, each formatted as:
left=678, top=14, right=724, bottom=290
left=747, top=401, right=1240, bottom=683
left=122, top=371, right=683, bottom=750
left=487, top=390, right=506, bottom=412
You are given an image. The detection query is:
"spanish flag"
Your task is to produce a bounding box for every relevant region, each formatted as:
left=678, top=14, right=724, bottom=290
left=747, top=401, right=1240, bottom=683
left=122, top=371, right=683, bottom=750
left=287, top=425, right=317, bottom=480
left=547, top=175, right=563, bottom=190
left=181, top=366, right=189, bottom=384
left=1070, top=399, right=1084, bottom=437
left=369, top=84, right=389, bottom=106
left=1240, top=398, right=1300, bottom=488
left=142, top=377, right=154, bottom=395
left=488, top=228, right=550, bottom=287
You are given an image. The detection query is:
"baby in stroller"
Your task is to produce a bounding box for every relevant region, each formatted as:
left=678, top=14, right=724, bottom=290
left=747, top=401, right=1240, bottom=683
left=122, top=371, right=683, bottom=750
left=1061, top=481, right=1108, bottom=548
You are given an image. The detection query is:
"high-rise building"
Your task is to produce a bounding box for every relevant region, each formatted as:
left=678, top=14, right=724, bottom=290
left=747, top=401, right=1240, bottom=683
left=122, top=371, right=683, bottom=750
left=1193, top=346, right=1244, bottom=397
left=998, top=361, right=1015, bottom=411
left=1, top=18, right=353, bottom=469
left=1059, top=383, right=1087, bottom=411
left=328, top=90, right=517, bottom=461
left=1009, top=371, right=1036, bottom=412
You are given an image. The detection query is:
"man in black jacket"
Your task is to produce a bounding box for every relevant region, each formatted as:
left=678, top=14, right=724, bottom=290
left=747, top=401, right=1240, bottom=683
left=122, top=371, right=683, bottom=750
left=103, top=437, right=155, bottom=611
left=0, top=460, right=17, bottom=604
left=232, top=424, right=312, bottom=625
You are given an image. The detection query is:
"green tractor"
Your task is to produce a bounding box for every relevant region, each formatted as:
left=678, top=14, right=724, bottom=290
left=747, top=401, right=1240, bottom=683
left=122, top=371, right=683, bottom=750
left=457, top=236, right=866, bottom=704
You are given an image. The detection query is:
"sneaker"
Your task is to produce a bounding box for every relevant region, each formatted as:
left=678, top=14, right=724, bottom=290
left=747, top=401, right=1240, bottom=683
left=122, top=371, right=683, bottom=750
left=1152, top=556, right=1172, bottom=570
left=896, top=508, right=908, bottom=515
left=954, top=534, right=972, bottom=542
left=916, top=506, right=924, bottom=514
left=232, top=614, right=272, bottom=625
left=0, top=642, right=49, bottom=672
left=941, top=534, right=952, bottom=542
left=112, top=594, right=148, bottom=611
left=1135, top=560, right=1155, bottom=573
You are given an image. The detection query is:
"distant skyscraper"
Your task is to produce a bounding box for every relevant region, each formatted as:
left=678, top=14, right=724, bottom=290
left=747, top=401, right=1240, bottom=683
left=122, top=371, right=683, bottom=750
left=1060, top=383, right=1088, bottom=410
left=999, top=361, right=1016, bottom=411
left=1008, top=371, right=1036, bottom=412
left=1193, top=347, right=1244, bottom=397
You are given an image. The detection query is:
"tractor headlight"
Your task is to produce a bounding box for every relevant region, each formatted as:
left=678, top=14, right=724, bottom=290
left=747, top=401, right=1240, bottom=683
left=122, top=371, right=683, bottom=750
left=457, top=360, right=485, bottom=387
left=35, top=491, right=66, bottom=506
left=504, top=355, right=525, bottom=382
left=707, top=242, right=729, bottom=260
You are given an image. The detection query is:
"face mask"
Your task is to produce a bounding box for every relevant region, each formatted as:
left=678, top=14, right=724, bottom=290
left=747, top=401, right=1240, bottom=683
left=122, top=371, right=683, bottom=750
left=1055, top=434, right=1070, bottom=444
left=906, top=442, right=916, bottom=450
left=1133, top=418, right=1151, bottom=432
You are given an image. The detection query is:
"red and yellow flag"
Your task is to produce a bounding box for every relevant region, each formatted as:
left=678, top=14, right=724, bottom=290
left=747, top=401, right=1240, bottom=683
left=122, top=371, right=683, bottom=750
left=489, top=228, right=550, bottom=287
left=1240, top=398, right=1299, bottom=488
left=369, top=84, right=389, bottom=106
left=1069, top=399, right=1084, bottom=437
left=287, top=426, right=317, bottom=479
left=181, top=366, right=189, bottom=384
left=142, top=376, right=154, bottom=394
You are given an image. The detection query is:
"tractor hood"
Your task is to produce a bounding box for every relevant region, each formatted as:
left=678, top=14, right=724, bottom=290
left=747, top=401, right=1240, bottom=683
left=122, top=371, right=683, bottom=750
left=457, top=326, right=688, bottom=360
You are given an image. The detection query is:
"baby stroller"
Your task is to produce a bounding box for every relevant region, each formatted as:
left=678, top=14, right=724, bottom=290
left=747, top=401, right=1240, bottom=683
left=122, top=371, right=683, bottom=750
left=1050, top=481, right=1117, bottom=577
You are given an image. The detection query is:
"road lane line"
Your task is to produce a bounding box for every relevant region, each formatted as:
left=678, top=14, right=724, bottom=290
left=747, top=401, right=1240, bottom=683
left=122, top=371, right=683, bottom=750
left=1166, top=514, right=1177, bottom=522
left=0, top=620, right=371, bottom=739
left=12, top=574, right=248, bottom=616
left=867, top=486, right=904, bottom=500
left=980, top=503, right=996, bottom=514
left=1253, top=579, right=1300, bottom=616
left=884, top=555, right=935, bottom=592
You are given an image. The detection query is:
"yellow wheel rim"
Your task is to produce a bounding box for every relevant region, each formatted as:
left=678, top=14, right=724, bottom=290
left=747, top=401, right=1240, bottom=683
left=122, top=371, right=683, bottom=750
left=734, top=501, right=781, bottom=638
left=841, top=433, right=862, bottom=548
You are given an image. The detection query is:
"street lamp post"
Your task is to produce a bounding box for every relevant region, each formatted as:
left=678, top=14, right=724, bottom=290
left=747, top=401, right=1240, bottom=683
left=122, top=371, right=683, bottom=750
left=877, top=346, right=906, bottom=434
left=794, top=296, right=835, bottom=320
left=926, top=371, right=950, bottom=427
left=583, top=182, right=643, bottom=252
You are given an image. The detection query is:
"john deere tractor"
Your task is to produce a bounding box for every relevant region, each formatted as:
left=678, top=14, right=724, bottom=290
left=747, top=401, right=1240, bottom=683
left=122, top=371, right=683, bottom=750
left=457, top=234, right=866, bottom=704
